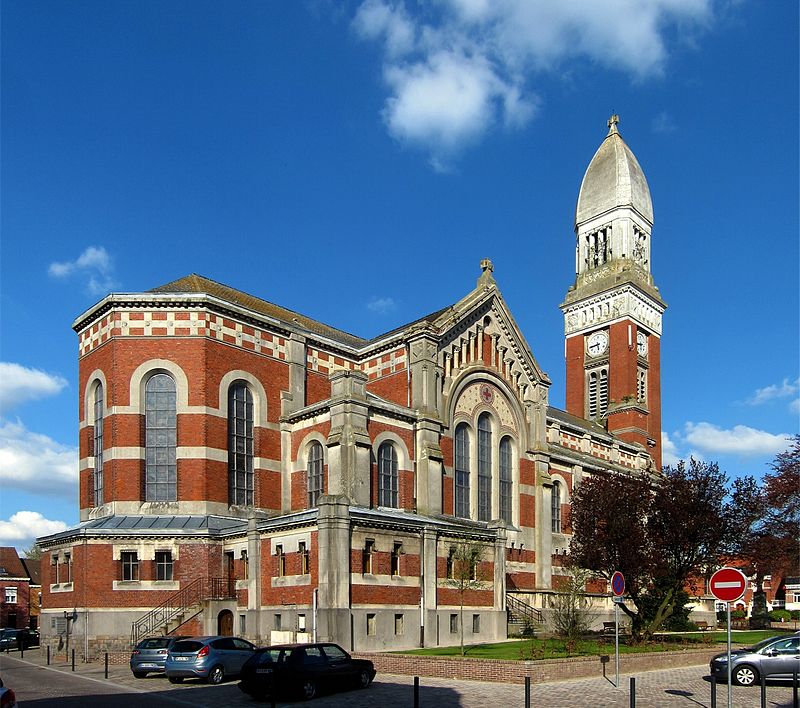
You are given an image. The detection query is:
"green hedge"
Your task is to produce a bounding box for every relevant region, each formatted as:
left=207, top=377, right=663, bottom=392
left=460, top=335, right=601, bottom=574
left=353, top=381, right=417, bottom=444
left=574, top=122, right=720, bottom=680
left=770, top=609, right=791, bottom=622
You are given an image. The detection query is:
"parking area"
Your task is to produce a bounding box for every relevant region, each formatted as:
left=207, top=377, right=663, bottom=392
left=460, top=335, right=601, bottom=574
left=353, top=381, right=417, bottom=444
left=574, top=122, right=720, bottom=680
left=1, top=648, right=797, bottom=707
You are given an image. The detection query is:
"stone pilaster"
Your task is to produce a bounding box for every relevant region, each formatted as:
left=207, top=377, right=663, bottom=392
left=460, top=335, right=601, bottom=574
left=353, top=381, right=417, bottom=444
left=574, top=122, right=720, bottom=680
left=316, top=495, right=352, bottom=646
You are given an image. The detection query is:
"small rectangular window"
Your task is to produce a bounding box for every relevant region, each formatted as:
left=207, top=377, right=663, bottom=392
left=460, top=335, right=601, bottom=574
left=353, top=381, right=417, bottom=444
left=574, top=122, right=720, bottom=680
left=274, top=614, right=282, bottom=631
left=363, top=539, right=374, bottom=575
left=391, top=542, right=402, bottom=577
left=64, top=552, right=72, bottom=583
left=155, top=551, right=173, bottom=581
left=239, top=614, right=246, bottom=634
left=299, top=542, right=309, bottom=575
left=450, top=613, right=458, bottom=634
left=394, top=613, right=404, bottom=635
left=51, top=554, right=59, bottom=584
left=472, top=614, right=480, bottom=634
left=298, top=613, right=306, bottom=632
left=4, top=587, right=17, bottom=604
left=121, top=551, right=139, bottom=581
left=241, top=550, right=249, bottom=577
left=446, top=547, right=455, bottom=579
left=367, top=613, right=376, bottom=636
left=276, top=545, right=285, bottom=577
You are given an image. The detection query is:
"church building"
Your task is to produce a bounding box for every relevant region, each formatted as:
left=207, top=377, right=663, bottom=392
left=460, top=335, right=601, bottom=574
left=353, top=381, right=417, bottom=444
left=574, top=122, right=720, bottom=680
left=38, top=116, right=666, bottom=655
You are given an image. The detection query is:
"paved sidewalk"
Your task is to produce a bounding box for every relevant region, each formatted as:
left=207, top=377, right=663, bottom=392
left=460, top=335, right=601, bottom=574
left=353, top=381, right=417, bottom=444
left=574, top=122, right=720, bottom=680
left=2, top=647, right=797, bottom=707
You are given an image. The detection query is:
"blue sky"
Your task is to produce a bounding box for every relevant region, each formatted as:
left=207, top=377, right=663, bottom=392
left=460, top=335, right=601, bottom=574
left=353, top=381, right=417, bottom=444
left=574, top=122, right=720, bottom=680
left=1, top=0, right=797, bottom=551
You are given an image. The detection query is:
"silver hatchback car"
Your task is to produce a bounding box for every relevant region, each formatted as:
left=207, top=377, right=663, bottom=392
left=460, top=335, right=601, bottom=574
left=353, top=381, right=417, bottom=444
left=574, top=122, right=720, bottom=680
left=710, top=633, right=800, bottom=685
left=165, top=636, right=255, bottom=684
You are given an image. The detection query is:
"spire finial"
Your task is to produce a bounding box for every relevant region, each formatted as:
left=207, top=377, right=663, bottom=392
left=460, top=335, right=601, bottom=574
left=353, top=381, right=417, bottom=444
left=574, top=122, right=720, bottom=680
left=477, top=258, right=495, bottom=288
left=607, top=113, right=620, bottom=135
left=480, top=258, right=493, bottom=273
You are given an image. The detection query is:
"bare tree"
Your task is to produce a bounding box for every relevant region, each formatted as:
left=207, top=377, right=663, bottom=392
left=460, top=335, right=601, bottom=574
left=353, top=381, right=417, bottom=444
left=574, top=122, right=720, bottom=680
left=551, top=567, right=600, bottom=644
left=445, top=540, right=487, bottom=656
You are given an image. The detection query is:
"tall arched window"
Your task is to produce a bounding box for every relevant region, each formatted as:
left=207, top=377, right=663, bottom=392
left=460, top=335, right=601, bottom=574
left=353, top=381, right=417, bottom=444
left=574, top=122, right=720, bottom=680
left=477, top=413, right=492, bottom=521
left=228, top=382, right=254, bottom=506
left=377, top=442, right=398, bottom=508
left=93, top=383, right=104, bottom=507
left=499, top=436, right=512, bottom=524
left=551, top=481, right=562, bottom=533
left=307, top=441, right=324, bottom=508
left=145, top=373, right=177, bottom=502
left=454, top=423, right=470, bottom=518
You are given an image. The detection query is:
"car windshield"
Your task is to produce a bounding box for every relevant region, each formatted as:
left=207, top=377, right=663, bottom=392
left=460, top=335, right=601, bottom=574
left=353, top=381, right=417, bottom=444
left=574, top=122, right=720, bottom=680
left=139, top=638, right=171, bottom=650
left=171, top=640, right=204, bottom=653
left=749, top=637, right=783, bottom=653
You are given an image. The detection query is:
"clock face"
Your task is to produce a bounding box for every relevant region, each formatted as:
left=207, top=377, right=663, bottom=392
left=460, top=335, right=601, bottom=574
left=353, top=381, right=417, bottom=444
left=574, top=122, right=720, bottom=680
left=637, top=331, right=648, bottom=356
left=586, top=331, right=608, bottom=357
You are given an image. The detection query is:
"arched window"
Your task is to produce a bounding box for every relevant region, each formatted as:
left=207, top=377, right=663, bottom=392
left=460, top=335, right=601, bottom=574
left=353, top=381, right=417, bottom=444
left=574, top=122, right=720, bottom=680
left=145, top=373, right=177, bottom=502
left=228, top=382, right=254, bottom=506
left=477, top=413, right=492, bottom=521
left=377, top=442, right=398, bottom=508
left=587, top=368, right=609, bottom=419
left=307, top=441, right=324, bottom=508
left=551, top=481, right=562, bottom=533
left=499, top=436, right=512, bottom=524
left=454, top=424, right=470, bottom=518
left=93, top=383, right=104, bottom=506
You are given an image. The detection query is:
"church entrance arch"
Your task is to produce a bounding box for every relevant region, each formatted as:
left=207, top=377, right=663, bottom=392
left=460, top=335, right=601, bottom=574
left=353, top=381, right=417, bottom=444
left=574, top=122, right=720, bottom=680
left=217, top=609, right=234, bottom=636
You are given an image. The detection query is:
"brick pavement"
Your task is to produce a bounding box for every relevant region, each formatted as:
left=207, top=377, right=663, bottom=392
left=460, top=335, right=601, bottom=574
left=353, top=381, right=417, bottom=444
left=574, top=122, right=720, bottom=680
left=2, top=647, right=796, bottom=707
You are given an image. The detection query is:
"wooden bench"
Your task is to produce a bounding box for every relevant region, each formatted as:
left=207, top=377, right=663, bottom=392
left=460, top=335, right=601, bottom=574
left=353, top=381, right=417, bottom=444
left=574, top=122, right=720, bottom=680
left=695, top=621, right=713, bottom=631
left=603, top=622, right=621, bottom=634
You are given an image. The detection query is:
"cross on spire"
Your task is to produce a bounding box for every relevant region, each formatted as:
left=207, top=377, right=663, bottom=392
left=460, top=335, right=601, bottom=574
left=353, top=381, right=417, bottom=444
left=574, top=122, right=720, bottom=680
left=607, top=113, right=620, bottom=135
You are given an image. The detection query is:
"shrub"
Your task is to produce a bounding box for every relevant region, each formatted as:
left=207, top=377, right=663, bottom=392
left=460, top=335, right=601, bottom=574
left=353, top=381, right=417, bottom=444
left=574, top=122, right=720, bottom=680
left=790, top=610, right=800, bottom=620
left=731, top=609, right=747, bottom=620
left=769, top=609, right=791, bottom=622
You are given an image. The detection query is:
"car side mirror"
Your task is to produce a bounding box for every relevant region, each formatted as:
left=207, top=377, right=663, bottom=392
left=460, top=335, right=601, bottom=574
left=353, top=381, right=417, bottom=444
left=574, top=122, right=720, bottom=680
left=765, top=649, right=778, bottom=657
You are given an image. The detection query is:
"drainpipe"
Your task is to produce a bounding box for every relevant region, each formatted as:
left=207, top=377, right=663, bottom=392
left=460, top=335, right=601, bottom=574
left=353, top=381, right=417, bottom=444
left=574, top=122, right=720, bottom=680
left=312, top=588, right=318, bottom=643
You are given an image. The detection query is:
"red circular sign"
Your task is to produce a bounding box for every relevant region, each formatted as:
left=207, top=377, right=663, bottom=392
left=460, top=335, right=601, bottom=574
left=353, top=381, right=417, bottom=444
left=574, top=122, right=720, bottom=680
left=611, top=571, right=625, bottom=597
left=709, top=567, right=748, bottom=603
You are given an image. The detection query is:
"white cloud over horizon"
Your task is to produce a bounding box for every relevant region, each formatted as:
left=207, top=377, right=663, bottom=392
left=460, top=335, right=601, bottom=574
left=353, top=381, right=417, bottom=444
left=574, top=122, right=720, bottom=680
left=0, top=419, right=79, bottom=497
left=352, top=0, right=713, bottom=167
left=681, top=421, right=792, bottom=457
left=48, top=245, right=118, bottom=295
left=0, top=363, right=68, bottom=413
left=0, top=511, right=69, bottom=551
left=746, top=377, right=799, bottom=412
left=366, top=296, right=397, bottom=314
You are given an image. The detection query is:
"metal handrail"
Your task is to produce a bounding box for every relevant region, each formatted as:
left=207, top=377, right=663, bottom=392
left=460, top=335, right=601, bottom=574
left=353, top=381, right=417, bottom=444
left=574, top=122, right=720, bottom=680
left=507, top=594, right=543, bottom=624
left=130, top=576, right=235, bottom=646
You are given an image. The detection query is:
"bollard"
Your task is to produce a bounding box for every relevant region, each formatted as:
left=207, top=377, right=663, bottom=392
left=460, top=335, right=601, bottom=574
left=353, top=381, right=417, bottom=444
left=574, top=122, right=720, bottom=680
left=105, top=652, right=109, bottom=679
left=270, top=690, right=276, bottom=708
left=760, top=672, right=766, bottom=708
left=629, top=676, right=635, bottom=708
left=71, top=648, right=75, bottom=671
left=793, top=668, right=798, bottom=708
left=47, top=645, right=51, bottom=665
left=710, top=675, right=716, bottom=708
left=414, top=676, right=420, bottom=708
left=20, top=646, right=23, bottom=660
left=524, top=676, right=531, bottom=708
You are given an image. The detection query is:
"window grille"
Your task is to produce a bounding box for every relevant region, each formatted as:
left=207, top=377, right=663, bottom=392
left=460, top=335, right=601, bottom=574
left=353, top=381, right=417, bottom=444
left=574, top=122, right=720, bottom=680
left=307, top=442, right=324, bottom=508
left=551, top=482, right=562, bottom=533
left=93, top=383, right=104, bottom=506
left=499, top=436, right=513, bottom=524
left=377, top=442, right=398, bottom=508
left=145, top=374, right=177, bottom=501
left=477, top=413, right=492, bottom=521
left=637, top=369, right=647, bottom=403
left=454, top=424, right=470, bottom=518
left=228, top=383, right=254, bottom=506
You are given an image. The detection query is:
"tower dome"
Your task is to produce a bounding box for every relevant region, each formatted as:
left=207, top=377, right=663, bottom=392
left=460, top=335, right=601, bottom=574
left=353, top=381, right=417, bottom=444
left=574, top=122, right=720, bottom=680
left=575, top=115, right=653, bottom=228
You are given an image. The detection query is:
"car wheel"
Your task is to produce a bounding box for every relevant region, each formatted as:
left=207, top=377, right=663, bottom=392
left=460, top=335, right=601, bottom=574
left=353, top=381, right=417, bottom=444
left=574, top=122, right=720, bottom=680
left=168, top=676, right=183, bottom=684
left=301, top=679, right=316, bottom=700
left=208, top=665, right=225, bottom=685
left=358, top=669, right=372, bottom=689
left=732, top=665, right=758, bottom=686
left=133, top=671, right=147, bottom=679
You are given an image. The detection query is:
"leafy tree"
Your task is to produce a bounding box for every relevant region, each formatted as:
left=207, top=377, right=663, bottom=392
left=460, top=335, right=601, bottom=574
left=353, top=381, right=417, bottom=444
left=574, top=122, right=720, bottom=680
left=445, top=540, right=486, bottom=656
left=570, top=459, right=745, bottom=642
left=21, top=542, right=43, bottom=560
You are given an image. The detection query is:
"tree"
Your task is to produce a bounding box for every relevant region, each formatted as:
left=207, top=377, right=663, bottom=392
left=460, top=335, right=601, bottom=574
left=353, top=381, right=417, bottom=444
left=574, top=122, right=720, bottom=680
left=570, top=459, right=745, bottom=642
left=551, top=567, right=599, bottom=644
left=21, top=542, right=43, bottom=560
left=445, top=540, right=486, bottom=656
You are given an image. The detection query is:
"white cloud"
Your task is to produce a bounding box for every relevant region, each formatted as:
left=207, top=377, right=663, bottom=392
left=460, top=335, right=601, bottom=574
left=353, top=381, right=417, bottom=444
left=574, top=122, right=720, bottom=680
left=0, top=511, right=69, bottom=550
left=366, top=296, right=397, bottom=314
left=747, top=377, right=799, bottom=407
left=0, top=363, right=68, bottom=413
left=48, top=245, right=117, bottom=295
left=682, top=421, right=792, bottom=457
left=352, top=0, right=713, bottom=164
left=661, top=430, right=680, bottom=466
left=0, top=419, right=78, bottom=496
left=652, top=111, right=677, bottom=133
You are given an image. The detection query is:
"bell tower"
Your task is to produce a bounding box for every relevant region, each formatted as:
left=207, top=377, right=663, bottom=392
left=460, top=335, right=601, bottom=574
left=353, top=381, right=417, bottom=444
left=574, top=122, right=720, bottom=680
left=560, top=115, right=666, bottom=469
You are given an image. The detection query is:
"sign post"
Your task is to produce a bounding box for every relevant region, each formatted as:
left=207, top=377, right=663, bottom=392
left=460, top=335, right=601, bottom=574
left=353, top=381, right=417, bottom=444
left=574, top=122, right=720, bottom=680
left=709, top=567, right=748, bottom=708
left=611, top=571, right=625, bottom=689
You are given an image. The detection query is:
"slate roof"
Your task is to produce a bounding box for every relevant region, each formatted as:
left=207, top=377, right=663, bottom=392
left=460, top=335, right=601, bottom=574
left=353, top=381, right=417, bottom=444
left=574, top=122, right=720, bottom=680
left=21, top=558, right=40, bottom=585
left=0, top=547, right=27, bottom=578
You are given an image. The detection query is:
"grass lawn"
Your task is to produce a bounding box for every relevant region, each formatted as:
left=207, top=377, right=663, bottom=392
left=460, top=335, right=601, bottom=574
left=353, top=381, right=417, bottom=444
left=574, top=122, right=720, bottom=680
left=398, top=630, right=785, bottom=661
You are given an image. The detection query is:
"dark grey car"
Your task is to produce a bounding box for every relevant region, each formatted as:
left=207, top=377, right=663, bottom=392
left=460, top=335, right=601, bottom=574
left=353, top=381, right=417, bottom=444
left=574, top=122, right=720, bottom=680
left=710, top=633, right=800, bottom=685
left=129, top=635, right=189, bottom=677
left=165, top=636, right=256, bottom=684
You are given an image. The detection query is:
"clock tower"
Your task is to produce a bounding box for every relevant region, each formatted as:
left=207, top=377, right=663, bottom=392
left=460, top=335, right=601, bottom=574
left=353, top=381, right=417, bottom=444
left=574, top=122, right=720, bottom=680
left=560, top=115, right=666, bottom=469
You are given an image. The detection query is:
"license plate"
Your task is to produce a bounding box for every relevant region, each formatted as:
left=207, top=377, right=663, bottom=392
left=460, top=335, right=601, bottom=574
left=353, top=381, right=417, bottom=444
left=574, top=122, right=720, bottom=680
left=256, top=668, right=273, bottom=674
left=140, top=663, right=158, bottom=668
left=175, top=656, right=190, bottom=661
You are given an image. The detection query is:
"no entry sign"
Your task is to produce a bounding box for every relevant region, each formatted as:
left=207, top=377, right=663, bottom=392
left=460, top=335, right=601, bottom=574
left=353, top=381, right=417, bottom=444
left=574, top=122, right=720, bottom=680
left=709, top=567, right=748, bottom=603
left=611, top=571, right=625, bottom=597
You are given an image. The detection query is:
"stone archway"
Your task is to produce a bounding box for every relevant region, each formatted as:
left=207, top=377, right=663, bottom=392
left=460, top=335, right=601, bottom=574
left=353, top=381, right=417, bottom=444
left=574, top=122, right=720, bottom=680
left=217, top=609, right=233, bottom=636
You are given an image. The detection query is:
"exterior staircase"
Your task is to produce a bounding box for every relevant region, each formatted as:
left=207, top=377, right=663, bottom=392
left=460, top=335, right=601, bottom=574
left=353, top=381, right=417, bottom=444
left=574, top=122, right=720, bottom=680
left=507, top=594, right=544, bottom=636
left=130, top=577, right=234, bottom=646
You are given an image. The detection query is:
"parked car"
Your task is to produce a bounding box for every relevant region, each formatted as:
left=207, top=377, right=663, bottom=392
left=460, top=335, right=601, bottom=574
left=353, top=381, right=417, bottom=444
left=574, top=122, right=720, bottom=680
left=0, top=676, right=17, bottom=708
left=130, top=635, right=189, bottom=677
left=238, top=642, right=376, bottom=701
left=709, top=632, right=800, bottom=685
left=0, top=629, right=38, bottom=651
left=165, top=636, right=256, bottom=684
